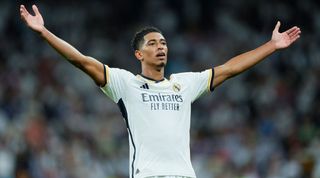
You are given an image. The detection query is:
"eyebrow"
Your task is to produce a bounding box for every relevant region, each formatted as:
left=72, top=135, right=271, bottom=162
left=147, top=38, right=166, bottom=43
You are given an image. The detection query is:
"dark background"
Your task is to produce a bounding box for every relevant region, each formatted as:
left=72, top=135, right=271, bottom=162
left=0, top=0, right=319, bottom=178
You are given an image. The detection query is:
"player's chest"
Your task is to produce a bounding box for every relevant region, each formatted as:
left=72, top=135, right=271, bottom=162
left=125, top=80, right=190, bottom=111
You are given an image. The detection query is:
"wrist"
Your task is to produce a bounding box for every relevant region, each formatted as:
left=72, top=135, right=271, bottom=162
left=39, top=27, right=47, bottom=37
left=267, top=40, right=278, bottom=51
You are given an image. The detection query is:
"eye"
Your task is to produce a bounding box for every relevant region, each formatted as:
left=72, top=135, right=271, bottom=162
left=148, top=42, right=155, bottom=46
left=161, top=42, right=167, bottom=45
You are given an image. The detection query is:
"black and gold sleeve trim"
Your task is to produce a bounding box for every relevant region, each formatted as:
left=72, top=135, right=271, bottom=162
left=209, top=68, right=214, bottom=92
left=101, top=64, right=109, bottom=87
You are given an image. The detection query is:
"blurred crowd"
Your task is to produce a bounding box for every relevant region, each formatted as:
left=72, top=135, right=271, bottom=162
left=0, top=0, right=320, bottom=178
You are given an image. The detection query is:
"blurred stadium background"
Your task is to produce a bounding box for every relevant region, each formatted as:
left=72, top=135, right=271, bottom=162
left=1, top=0, right=320, bottom=177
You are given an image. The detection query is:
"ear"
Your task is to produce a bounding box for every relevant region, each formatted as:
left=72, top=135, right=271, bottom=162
left=134, top=50, right=144, bottom=61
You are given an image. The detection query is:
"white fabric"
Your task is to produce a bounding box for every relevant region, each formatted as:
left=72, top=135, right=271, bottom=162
left=146, top=176, right=193, bottom=178
left=101, top=66, right=213, bottom=178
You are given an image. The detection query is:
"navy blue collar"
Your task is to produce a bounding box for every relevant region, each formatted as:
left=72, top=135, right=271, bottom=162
left=139, top=74, right=165, bottom=83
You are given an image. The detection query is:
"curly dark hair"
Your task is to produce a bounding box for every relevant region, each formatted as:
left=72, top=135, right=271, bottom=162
left=131, top=26, right=163, bottom=51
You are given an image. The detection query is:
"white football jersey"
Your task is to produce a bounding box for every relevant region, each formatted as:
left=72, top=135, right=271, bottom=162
left=100, top=65, right=214, bottom=178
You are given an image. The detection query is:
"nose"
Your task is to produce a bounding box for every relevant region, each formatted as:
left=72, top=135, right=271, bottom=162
left=157, top=43, right=164, bottom=50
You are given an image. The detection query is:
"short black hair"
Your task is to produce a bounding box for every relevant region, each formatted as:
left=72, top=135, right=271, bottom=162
left=131, top=26, right=163, bottom=51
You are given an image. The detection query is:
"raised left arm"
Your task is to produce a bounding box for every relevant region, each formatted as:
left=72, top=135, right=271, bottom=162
left=213, top=21, right=301, bottom=88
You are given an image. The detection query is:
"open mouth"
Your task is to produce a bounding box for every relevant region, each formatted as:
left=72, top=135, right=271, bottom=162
left=156, top=52, right=166, bottom=57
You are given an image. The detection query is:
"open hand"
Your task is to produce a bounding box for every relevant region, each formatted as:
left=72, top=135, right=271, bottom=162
left=271, top=21, right=301, bottom=49
left=20, top=5, right=45, bottom=33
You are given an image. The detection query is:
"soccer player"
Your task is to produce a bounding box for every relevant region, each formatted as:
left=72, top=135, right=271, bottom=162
left=20, top=4, right=301, bottom=178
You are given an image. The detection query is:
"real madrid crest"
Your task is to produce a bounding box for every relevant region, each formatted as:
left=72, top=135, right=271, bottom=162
left=172, top=83, right=181, bottom=92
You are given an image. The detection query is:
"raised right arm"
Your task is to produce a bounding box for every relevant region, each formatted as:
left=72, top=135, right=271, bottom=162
left=20, top=4, right=105, bottom=86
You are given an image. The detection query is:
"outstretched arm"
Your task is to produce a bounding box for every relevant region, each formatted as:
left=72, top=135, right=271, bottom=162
left=213, top=21, right=301, bottom=88
left=20, top=5, right=105, bottom=86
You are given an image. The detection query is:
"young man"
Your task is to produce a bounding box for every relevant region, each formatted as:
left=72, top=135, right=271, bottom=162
left=20, top=4, right=301, bottom=178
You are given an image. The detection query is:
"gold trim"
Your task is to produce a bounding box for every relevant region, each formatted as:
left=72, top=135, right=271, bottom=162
left=207, top=69, right=213, bottom=92
left=105, top=65, right=110, bottom=84
left=136, top=75, right=154, bottom=84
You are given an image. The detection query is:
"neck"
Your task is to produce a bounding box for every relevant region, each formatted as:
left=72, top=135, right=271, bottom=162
left=141, top=65, right=165, bottom=81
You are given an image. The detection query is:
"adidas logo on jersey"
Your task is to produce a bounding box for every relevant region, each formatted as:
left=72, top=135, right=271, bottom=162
left=140, top=83, right=149, bottom=89
left=135, top=169, right=140, bottom=175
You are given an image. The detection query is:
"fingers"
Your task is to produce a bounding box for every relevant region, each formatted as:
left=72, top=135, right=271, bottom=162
left=289, top=33, right=300, bottom=45
left=286, top=26, right=299, bottom=35
left=20, top=4, right=40, bottom=17
left=20, top=4, right=30, bottom=17
left=273, top=21, right=281, bottom=32
left=287, top=26, right=301, bottom=44
left=291, top=34, right=300, bottom=43
left=286, top=27, right=301, bottom=39
left=32, top=5, right=41, bottom=16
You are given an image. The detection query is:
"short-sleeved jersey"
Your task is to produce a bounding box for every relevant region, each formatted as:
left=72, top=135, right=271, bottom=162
left=100, top=65, right=214, bottom=178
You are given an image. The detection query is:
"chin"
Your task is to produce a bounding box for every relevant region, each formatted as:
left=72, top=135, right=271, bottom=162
left=160, top=58, right=167, bottom=65
left=158, top=61, right=166, bottom=67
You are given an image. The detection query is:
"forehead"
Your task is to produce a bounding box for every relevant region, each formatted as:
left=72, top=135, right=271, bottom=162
left=143, top=32, right=165, bottom=42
